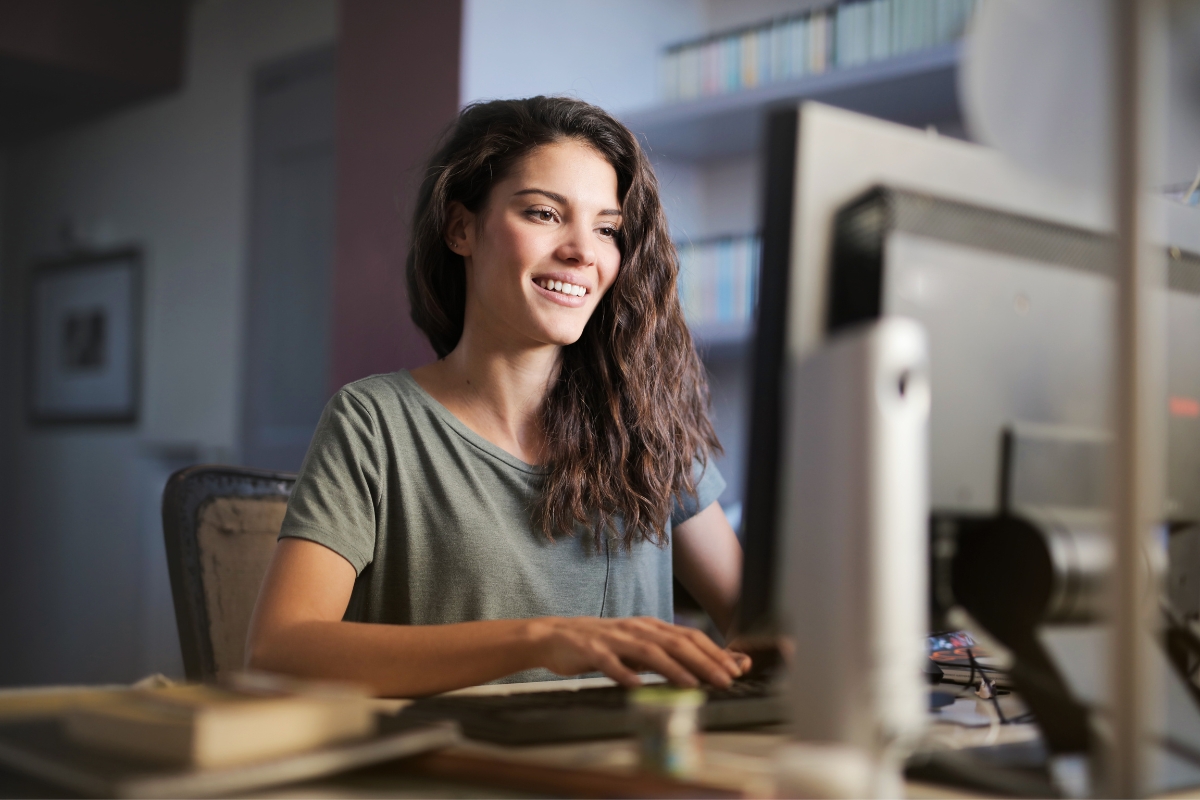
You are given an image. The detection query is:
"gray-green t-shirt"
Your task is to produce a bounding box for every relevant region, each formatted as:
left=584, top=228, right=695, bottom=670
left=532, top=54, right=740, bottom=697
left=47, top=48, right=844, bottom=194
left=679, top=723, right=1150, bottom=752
left=279, top=370, right=725, bottom=682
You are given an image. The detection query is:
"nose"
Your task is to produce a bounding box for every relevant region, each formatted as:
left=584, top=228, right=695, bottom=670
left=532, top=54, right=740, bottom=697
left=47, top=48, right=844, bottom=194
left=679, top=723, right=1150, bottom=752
left=555, top=219, right=596, bottom=267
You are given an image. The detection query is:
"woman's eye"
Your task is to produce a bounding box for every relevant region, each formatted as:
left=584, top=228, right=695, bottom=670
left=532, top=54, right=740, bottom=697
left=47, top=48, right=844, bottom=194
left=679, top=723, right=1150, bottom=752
left=598, top=226, right=619, bottom=239
left=526, top=207, right=558, bottom=223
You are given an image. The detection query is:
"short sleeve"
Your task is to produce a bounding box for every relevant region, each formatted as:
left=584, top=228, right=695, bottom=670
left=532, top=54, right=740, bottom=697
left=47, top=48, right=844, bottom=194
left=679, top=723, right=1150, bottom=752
left=670, top=458, right=726, bottom=527
left=279, top=389, right=381, bottom=575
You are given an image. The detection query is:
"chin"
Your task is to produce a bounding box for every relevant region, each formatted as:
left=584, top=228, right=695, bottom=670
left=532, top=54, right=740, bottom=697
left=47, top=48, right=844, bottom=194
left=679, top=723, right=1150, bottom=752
left=547, top=332, right=585, bottom=348
left=528, top=314, right=589, bottom=347
left=536, top=325, right=587, bottom=348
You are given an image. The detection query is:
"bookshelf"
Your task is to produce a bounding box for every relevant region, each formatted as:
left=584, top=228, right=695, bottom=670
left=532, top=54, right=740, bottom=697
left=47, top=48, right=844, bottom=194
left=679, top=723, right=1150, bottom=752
left=624, top=42, right=961, bottom=161
left=690, top=322, right=754, bottom=356
left=677, top=233, right=760, bottom=349
left=625, top=0, right=978, bottom=510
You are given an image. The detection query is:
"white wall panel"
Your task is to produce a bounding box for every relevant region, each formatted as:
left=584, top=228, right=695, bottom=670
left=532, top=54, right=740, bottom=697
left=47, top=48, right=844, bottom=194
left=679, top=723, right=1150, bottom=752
left=0, top=0, right=337, bottom=685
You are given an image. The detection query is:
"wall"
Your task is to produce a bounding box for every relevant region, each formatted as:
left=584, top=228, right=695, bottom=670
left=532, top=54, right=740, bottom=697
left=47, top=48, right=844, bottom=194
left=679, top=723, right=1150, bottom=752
left=461, top=1, right=702, bottom=117
left=0, top=0, right=337, bottom=686
left=329, top=1, right=460, bottom=389
left=460, top=0, right=824, bottom=116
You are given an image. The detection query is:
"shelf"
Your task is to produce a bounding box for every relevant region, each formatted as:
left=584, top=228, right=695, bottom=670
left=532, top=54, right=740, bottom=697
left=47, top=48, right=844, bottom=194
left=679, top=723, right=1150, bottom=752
left=691, top=321, right=754, bottom=360
left=622, top=43, right=962, bottom=161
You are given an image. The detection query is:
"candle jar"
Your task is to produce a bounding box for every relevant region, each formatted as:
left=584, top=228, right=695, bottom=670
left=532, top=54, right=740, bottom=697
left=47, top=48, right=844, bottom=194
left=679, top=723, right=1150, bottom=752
left=629, top=686, right=705, bottom=778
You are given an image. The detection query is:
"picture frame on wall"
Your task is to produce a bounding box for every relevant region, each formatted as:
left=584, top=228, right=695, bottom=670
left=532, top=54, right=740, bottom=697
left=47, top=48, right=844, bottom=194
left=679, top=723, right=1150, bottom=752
left=28, top=248, right=142, bottom=424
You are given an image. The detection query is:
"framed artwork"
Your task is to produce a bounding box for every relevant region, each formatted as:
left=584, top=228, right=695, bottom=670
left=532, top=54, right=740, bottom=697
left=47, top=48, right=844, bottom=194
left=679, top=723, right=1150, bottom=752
left=28, top=248, right=142, bottom=424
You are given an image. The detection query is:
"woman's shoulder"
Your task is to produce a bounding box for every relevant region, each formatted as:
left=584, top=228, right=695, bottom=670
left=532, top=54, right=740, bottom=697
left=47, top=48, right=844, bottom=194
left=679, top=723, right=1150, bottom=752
left=328, top=370, right=431, bottom=425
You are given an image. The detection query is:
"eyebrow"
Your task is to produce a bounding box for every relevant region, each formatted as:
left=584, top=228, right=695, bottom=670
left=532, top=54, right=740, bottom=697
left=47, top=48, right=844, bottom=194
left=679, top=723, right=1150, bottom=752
left=514, top=188, right=621, bottom=218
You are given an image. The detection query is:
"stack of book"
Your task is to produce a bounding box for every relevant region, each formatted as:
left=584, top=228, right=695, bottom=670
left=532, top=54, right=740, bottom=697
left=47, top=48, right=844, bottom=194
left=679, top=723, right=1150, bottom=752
left=661, top=0, right=981, bottom=103
left=0, top=678, right=457, bottom=798
left=677, top=234, right=761, bottom=334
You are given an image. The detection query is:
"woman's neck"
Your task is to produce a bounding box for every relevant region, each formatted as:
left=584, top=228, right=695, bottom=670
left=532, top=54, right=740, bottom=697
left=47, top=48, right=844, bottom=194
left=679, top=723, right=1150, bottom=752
left=411, top=329, right=559, bottom=466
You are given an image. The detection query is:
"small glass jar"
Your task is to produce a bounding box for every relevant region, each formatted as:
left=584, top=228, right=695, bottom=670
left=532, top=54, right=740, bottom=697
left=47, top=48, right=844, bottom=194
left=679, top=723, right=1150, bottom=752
left=629, top=686, right=706, bottom=778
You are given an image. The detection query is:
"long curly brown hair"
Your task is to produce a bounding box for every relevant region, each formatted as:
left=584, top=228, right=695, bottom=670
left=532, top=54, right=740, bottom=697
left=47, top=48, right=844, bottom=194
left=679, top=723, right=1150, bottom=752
left=407, top=96, right=720, bottom=548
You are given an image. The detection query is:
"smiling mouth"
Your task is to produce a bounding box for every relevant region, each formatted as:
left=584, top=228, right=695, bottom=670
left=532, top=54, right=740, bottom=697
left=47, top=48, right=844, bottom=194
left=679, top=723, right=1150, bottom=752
left=535, top=278, right=588, bottom=297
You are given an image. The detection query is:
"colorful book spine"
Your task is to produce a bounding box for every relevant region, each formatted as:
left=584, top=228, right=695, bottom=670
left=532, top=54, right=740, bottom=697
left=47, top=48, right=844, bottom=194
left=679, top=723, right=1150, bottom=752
left=676, top=235, right=763, bottom=331
left=660, top=0, right=979, bottom=103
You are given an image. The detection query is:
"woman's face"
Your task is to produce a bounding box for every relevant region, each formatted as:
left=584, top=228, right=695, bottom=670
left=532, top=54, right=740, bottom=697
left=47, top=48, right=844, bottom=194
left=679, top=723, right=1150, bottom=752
left=448, top=139, right=622, bottom=349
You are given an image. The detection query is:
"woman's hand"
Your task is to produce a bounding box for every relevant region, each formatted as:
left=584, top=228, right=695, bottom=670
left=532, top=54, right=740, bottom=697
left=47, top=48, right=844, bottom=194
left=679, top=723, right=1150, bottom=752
left=250, top=541, right=753, bottom=696
left=528, top=616, right=752, bottom=688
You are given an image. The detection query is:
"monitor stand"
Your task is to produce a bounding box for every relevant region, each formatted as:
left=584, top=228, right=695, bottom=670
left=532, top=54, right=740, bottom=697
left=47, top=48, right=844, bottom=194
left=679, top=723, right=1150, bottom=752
left=953, top=511, right=1200, bottom=794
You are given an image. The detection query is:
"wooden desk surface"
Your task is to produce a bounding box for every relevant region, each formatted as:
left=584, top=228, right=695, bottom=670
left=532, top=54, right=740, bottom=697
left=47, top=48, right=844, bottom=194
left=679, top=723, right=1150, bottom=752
left=0, top=678, right=1040, bottom=799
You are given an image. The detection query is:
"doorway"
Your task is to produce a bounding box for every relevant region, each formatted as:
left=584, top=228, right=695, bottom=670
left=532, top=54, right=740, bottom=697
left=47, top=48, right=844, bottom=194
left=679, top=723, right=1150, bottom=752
left=242, top=47, right=335, bottom=472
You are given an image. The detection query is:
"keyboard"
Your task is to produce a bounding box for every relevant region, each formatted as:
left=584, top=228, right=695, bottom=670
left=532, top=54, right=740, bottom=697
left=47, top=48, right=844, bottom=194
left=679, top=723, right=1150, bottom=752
left=394, top=676, right=786, bottom=745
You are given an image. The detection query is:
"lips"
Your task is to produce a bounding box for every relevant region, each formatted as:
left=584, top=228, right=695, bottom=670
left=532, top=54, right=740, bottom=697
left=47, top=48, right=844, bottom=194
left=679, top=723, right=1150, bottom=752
left=535, top=277, right=587, bottom=297
left=532, top=277, right=588, bottom=307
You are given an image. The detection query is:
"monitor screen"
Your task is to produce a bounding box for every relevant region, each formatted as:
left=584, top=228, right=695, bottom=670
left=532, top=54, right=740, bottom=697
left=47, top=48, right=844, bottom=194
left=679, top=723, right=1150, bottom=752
left=736, top=102, right=1200, bottom=637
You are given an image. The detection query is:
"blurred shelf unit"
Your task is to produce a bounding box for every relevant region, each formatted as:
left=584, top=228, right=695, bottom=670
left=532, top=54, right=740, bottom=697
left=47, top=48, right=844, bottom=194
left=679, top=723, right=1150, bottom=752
left=679, top=234, right=761, bottom=349
left=624, top=0, right=980, bottom=161
left=661, top=0, right=976, bottom=101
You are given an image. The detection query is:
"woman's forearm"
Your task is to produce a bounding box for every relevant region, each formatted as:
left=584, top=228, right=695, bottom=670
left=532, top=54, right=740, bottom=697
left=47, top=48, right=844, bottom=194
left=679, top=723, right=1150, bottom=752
left=672, top=502, right=743, bottom=638
left=246, top=539, right=747, bottom=696
left=247, top=617, right=548, bottom=697
left=247, top=538, right=553, bottom=696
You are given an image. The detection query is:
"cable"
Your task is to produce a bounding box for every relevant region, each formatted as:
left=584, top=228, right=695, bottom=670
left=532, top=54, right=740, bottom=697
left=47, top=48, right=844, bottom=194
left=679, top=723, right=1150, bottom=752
left=966, top=648, right=1017, bottom=725
left=960, top=648, right=978, bottom=698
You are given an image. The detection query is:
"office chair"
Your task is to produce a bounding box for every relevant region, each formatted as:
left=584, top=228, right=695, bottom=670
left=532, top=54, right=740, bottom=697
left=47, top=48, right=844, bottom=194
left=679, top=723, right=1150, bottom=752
left=161, top=465, right=296, bottom=682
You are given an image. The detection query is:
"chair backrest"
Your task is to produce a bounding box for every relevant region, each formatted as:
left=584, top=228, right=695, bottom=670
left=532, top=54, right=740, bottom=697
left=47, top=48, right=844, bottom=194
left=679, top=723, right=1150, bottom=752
left=162, top=465, right=296, bottom=681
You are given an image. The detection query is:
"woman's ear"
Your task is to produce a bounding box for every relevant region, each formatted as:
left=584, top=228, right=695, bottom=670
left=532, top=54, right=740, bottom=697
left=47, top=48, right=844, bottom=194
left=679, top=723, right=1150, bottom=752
left=444, top=201, right=475, bottom=257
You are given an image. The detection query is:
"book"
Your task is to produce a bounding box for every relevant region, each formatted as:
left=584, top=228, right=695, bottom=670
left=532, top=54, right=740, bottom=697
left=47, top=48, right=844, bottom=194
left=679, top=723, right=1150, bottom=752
left=677, top=234, right=762, bottom=331
left=657, top=0, right=983, bottom=103
left=0, top=715, right=457, bottom=799
left=63, top=683, right=374, bottom=769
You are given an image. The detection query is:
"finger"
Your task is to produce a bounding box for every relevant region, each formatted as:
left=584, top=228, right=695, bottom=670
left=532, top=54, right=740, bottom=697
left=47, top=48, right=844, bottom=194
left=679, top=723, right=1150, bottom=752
left=617, top=620, right=743, bottom=682
left=656, top=634, right=737, bottom=688
left=633, top=623, right=743, bottom=683
left=621, top=617, right=671, bottom=638
left=731, top=651, right=753, bottom=672
left=681, top=628, right=745, bottom=676
left=653, top=625, right=742, bottom=680
left=614, top=639, right=700, bottom=688
left=592, top=649, right=643, bottom=689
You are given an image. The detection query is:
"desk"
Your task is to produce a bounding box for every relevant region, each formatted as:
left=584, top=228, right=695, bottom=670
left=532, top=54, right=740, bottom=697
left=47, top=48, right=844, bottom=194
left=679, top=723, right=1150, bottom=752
left=0, top=678, right=1037, bottom=799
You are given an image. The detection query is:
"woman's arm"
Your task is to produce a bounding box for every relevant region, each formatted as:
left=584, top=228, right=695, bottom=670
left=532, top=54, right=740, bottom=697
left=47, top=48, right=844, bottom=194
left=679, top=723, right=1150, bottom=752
left=671, top=500, right=743, bottom=639
left=245, top=538, right=746, bottom=697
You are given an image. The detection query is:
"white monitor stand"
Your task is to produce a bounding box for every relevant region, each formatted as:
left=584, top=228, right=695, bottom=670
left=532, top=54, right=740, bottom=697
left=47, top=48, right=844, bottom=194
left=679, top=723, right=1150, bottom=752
left=775, top=317, right=930, bottom=799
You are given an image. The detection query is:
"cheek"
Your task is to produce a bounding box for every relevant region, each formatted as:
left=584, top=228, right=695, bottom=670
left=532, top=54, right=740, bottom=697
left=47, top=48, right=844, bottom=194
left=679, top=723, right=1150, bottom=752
left=472, top=219, right=536, bottom=287
left=598, top=250, right=622, bottom=292
left=493, top=220, right=545, bottom=271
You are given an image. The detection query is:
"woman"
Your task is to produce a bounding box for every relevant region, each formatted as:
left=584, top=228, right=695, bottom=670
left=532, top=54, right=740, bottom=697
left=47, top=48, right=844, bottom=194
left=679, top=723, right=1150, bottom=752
left=246, top=96, right=748, bottom=697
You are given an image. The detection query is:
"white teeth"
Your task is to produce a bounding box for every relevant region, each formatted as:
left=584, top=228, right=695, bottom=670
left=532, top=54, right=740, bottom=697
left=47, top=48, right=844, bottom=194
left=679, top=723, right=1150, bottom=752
left=538, top=279, right=587, bottom=297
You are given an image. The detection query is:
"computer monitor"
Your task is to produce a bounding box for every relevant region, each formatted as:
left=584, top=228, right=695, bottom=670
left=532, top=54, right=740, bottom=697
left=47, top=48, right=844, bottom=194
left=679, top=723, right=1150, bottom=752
left=736, top=102, right=1200, bottom=636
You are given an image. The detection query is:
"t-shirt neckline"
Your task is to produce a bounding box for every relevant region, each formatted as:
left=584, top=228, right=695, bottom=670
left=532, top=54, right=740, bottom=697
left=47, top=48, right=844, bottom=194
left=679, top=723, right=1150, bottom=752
left=397, top=369, right=546, bottom=475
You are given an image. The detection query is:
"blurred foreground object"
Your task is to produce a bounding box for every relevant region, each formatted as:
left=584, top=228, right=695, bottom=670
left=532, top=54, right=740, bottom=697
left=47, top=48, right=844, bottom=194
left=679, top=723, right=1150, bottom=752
left=64, top=678, right=373, bottom=768
left=630, top=686, right=705, bottom=779
left=777, top=319, right=931, bottom=798
left=962, top=0, right=1198, bottom=196
left=963, top=2, right=1183, bottom=795
left=0, top=677, right=456, bottom=798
